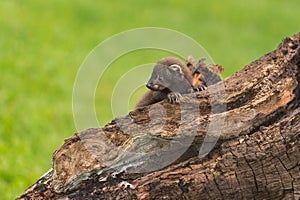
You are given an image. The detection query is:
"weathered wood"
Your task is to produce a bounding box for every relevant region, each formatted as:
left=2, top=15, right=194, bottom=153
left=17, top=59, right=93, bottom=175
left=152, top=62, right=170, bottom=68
left=18, top=33, right=300, bottom=200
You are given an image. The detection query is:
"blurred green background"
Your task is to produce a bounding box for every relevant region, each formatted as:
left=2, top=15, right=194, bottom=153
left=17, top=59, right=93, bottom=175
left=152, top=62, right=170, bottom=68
left=0, top=0, right=299, bottom=199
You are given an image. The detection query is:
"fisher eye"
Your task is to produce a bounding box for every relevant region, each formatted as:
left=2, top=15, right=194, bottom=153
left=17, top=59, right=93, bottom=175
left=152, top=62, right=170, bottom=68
left=169, top=64, right=182, bottom=73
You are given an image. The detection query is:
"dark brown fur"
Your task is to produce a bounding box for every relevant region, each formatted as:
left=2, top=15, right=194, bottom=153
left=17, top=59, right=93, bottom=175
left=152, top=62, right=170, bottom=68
left=135, top=57, right=193, bottom=108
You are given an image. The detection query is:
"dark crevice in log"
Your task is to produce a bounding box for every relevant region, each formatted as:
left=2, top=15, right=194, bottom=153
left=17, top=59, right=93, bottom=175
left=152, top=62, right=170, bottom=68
left=250, top=107, right=288, bottom=137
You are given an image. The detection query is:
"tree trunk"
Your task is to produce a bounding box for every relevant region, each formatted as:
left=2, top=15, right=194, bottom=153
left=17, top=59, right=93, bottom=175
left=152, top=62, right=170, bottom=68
left=18, top=33, right=300, bottom=200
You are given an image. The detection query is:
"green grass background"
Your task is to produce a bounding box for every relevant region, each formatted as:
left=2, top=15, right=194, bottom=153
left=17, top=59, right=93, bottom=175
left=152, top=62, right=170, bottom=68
left=0, top=0, right=299, bottom=199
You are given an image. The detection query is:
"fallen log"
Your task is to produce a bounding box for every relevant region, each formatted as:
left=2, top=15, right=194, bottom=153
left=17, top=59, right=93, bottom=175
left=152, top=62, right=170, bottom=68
left=18, top=33, right=300, bottom=200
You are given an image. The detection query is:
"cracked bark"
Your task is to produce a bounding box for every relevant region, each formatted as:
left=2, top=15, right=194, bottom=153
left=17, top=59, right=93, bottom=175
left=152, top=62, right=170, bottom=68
left=18, top=33, right=300, bottom=200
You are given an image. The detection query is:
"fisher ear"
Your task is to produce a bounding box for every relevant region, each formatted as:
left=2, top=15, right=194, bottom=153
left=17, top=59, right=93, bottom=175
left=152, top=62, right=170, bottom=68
left=169, top=64, right=183, bottom=74
left=216, top=64, right=224, bottom=74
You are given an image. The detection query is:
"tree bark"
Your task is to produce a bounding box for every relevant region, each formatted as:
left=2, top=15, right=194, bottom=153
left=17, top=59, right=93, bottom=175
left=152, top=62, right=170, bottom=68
left=18, top=33, right=300, bottom=200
